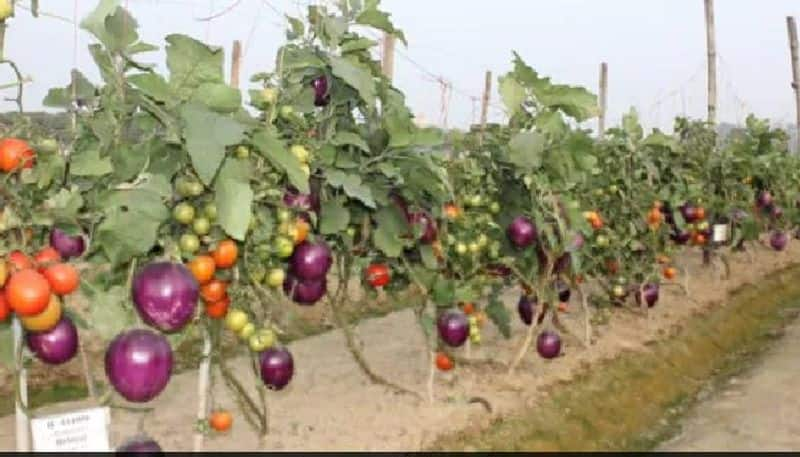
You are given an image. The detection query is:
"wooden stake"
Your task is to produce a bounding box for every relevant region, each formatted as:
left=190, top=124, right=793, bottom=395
left=704, top=0, right=717, bottom=124
left=787, top=17, right=800, bottom=153
left=230, top=40, right=242, bottom=89
left=13, top=318, right=29, bottom=452
left=598, top=62, right=608, bottom=138
left=381, top=33, right=396, bottom=81
left=479, top=70, right=492, bottom=144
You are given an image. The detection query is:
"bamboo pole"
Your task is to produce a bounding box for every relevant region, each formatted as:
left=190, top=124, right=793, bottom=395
left=479, top=70, right=492, bottom=145
left=787, top=17, right=800, bottom=153
left=13, top=318, right=30, bottom=451
left=598, top=62, right=608, bottom=138
left=230, top=40, right=242, bottom=89
left=381, top=33, right=396, bottom=81
left=704, top=0, right=717, bottom=124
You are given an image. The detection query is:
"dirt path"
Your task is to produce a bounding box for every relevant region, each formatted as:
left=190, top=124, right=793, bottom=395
left=658, top=317, right=800, bottom=452
left=0, top=242, right=798, bottom=451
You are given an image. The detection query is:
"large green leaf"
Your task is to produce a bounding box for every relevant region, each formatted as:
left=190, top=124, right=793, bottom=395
left=319, top=198, right=350, bottom=235
left=181, top=103, right=246, bottom=185
left=355, top=8, right=407, bottom=45
left=332, top=131, right=370, bottom=152
left=129, top=73, right=172, bottom=103
left=372, top=205, right=408, bottom=257
left=330, top=56, right=376, bottom=108
left=251, top=130, right=309, bottom=194
left=70, top=148, right=113, bottom=177
left=507, top=132, right=545, bottom=170
left=80, top=0, right=120, bottom=45
left=84, top=284, right=137, bottom=341
left=326, top=170, right=376, bottom=208
left=192, top=83, right=241, bottom=113
left=499, top=75, right=526, bottom=116
left=215, top=177, right=253, bottom=241
left=166, top=34, right=225, bottom=96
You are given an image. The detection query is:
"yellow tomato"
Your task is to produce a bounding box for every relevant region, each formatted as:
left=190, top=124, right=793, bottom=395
left=21, top=294, right=62, bottom=332
left=0, top=261, right=7, bottom=288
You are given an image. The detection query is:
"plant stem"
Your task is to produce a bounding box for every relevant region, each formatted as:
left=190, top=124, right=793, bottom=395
left=193, top=327, right=212, bottom=452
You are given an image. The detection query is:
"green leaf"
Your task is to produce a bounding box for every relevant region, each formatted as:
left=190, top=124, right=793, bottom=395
left=103, top=6, right=139, bottom=52
left=431, top=278, right=456, bottom=306
left=95, top=207, right=164, bottom=265
left=80, top=0, right=119, bottom=44
left=332, top=131, right=370, bottom=152
left=499, top=75, right=526, bottom=115
left=485, top=293, right=511, bottom=338
left=85, top=284, right=137, bottom=341
left=166, top=34, right=224, bottom=95
left=330, top=56, right=376, bottom=108
left=320, top=198, right=350, bottom=235
left=419, top=245, right=438, bottom=269
left=355, top=9, right=407, bottom=45
left=215, top=177, right=253, bottom=241
left=372, top=205, right=408, bottom=257
left=192, top=83, right=241, bottom=113
left=326, top=170, right=376, bottom=208
left=181, top=103, right=245, bottom=185
left=507, top=132, right=545, bottom=170
left=251, top=129, right=309, bottom=194
left=129, top=73, right=172, bottom=103
left=622, top=108, right=643, bottom=141
left=70, top=148, right=113, bottom=177
left=341, top=37, right=378, bottom=53
left=286, top=15, right=305, bottom=39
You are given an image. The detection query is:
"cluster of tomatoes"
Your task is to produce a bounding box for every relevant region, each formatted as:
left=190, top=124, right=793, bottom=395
left=433, top=303, right=487, bottom=372
left=186, top=240, right=238, bottom=320
left=0, top=247, right=80, bottom=332
left=171, top=176, right=220, bottom=255
left=439, top=197, right=502, bottom=263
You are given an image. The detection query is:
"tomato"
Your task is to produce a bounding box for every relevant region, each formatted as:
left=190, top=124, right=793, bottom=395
left=476, top=234, right=489, bottom=248
left=180, top=234, right=201, bottom=254
left=489, top=202, right=501, bottom=214
left=225, top=309, right=249, bottom=333
left=608, top=184, right=619, bottom=193
left=238, top=322, right=256, bottom=340
left=43, top=263, right=79, bottom=296
left=279, top=105, right=294, bottom=119
left=261, top=87, right=278, bottom=104
left=8, top=250, right=32, bottom=272
left=0, top=261, right=6, bottom=288
left=663, top=267, right=678, bottom=280
left=274, top=236, right=294, bottom=259
left=595, top=235, right=610, bottom=248
left=435, top=352, right=454, bottom=371
left=611, top=285, right=626, bottom=298
left=173, top=203, right=195, bottom=225
left=235, top=145, right=250, bottom=159
left=0, top=294, right=9, bottom=322
left=192, top=217, right=211, bottom=236
left=646, top=208, right=663, bottom=226
left=266, top=268, right=285, bottom=288
left=187, top=181, right=205, bottom=197
left=5, top=269, right=51, bottom=316
left=248, top=328, right=275, bottom=352
left=693, top=233, right=707, bottom=246
left=212, top=240, right=238, bottom=268
left=293, top=219, right=310, bottom=245
left=455, top=243, right=468, bottom=255
left=443, top=204, right=461, bottom=220
left=200, top=279, right=227, bottom=303
left=205, top=295, right=230, bottom=319
left=203, top=203, right=218, bottom=221
left=461, top=302, right=475, bottom=315
left=209, top=411, right=233, bottom=432
left=290, top=145, right=310, bottom=164
left=0, top=138, right=35, bottom=172
left=188, top=255, right=216, bottom=285
left=34, top=247, right=62, bottom=270
left=175, top=178, right=195, bottom=197
left=276, top=208, right=292, bottom=223
left=20, top=294, right=62, bottom=331
left=696, top=207, right=706, bottom=221
left=557, top=302, right=569, bottom=313
left=468, top=242, right=480, bottom=254
left=365, top=264, right=390, bottom=288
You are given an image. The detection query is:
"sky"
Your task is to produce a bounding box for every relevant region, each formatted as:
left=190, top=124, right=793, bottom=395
left=5, top=0, right=800, bottom=133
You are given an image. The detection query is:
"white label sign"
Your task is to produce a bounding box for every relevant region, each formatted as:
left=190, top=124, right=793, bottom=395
left=712, top=223, right=730, bottom=243
left=31, top=406, right=111, bottom=452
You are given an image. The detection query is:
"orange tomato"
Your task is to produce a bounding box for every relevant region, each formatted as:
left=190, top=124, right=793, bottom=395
left=443, top=203, right=461, bottom=220
left=43, top=263, right=79, bottom=296
left=0, top=138, right=35, bottom=172
left=293, top=219, right=310, bottom=245
left=557, top=302, right=569, bottom=313
left=647, top=208, right=663, bottom=226
left=20, top=294, right=61, bottom=332
left=205, top=295, right=230, bottom=319
left=693, top=233, right=707, bottom=246
left=460, top=302, right=475, bottom=315
left=0, top=293, right=9, bottom=322
left=34, top=247, right=62, bottom=269
left=7, top=250, right=33, bottom=272
left=695, top=207, right=706, bottom=221
left=5, top=269, right=51, bottom=316
left=212, top=240, right=238, bottom=269
left=590, top=216, right=603, bottom=230
left=187, top=255, right=216, bottom=285
left=435, top=352, right=454, bottom=371
left=209, top=410, right=233, bottom=432
left=663, top=267, right=678, bottom=280
left=0, top=261, right=7, bottom=288
left=474, top=311, right=487, bottom=326
left=201, top=279, right=227, bottom=303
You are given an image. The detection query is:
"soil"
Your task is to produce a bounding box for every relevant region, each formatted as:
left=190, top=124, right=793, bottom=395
left=0, top=241, right=797, bottom=451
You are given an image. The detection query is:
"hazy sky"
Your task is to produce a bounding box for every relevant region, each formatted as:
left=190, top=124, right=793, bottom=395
left=6, top=0, right=800, bottom=132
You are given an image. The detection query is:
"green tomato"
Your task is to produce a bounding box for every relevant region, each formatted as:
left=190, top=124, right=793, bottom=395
left=187, top=181, right=205, bottom=197
left=175, top=178, right=194, bottom=198
left=488, top=248, right=500, bottom=260
left=594, top=189, right=605, bottom=197
left=455, top=243, right=468, bottom=255
left=279, top=105, right=294, bottom=119
left=468, top=315, right=478, bottom=326
left=595, top=235, right=610, bottom=248
left=248, top=328, right=276, bottom=352
left=173, top=203, right=195, bottom=225
left=468, top=242, right=480, bottom=253
left=261, top=87, right=278, bottom=105
left=193, top=217, right=211, bottom=236
left=38, top=138, right=58, bottom=154
left=445, top=234, right=456, bottom=246
left=179, top=233, right=200, bottom=253
left=225, top=309, right=249, bottom=333
left=469, top=195, right=483, bottom=207
left=470, top=333, right=481, bottom=344
left=612, top=285, right=626, bottom=298
left=276, top=208, right=292, bottom=223
left=235, top=145, right=250, bottom=159
left=203, top=203, right=218, bottom=221
left=266, top=268, right=286, bottom=288
left=608, top=184, right=619, bottom=193
left=489, top=202, right=501, bottom=214
left=696, top=221, right=710, bottom=231
left=476, top=234, right=489, bottom=248
left=238, top=322, right=256, bottom=340
left=345, top=227, right=357, bottom=238
left=290, top=145, right=310, bottom=164
left=274, top=236, right=294, bottom=259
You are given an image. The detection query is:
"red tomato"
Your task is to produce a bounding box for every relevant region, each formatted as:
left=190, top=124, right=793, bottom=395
left=435, top=352, right=454, bottom=371
left=365, top=263, right=390, bottom=288
left=7, top=251, right=33, bottom=272
left=0, top=138, right=35, bottom=172
left=0, top=293, right=10, bottom=322
left=43, top=263, right=80, bottom=296
left=205, top=296, right=230, bottom=319
left=34, top=247, right=62, bottom=270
